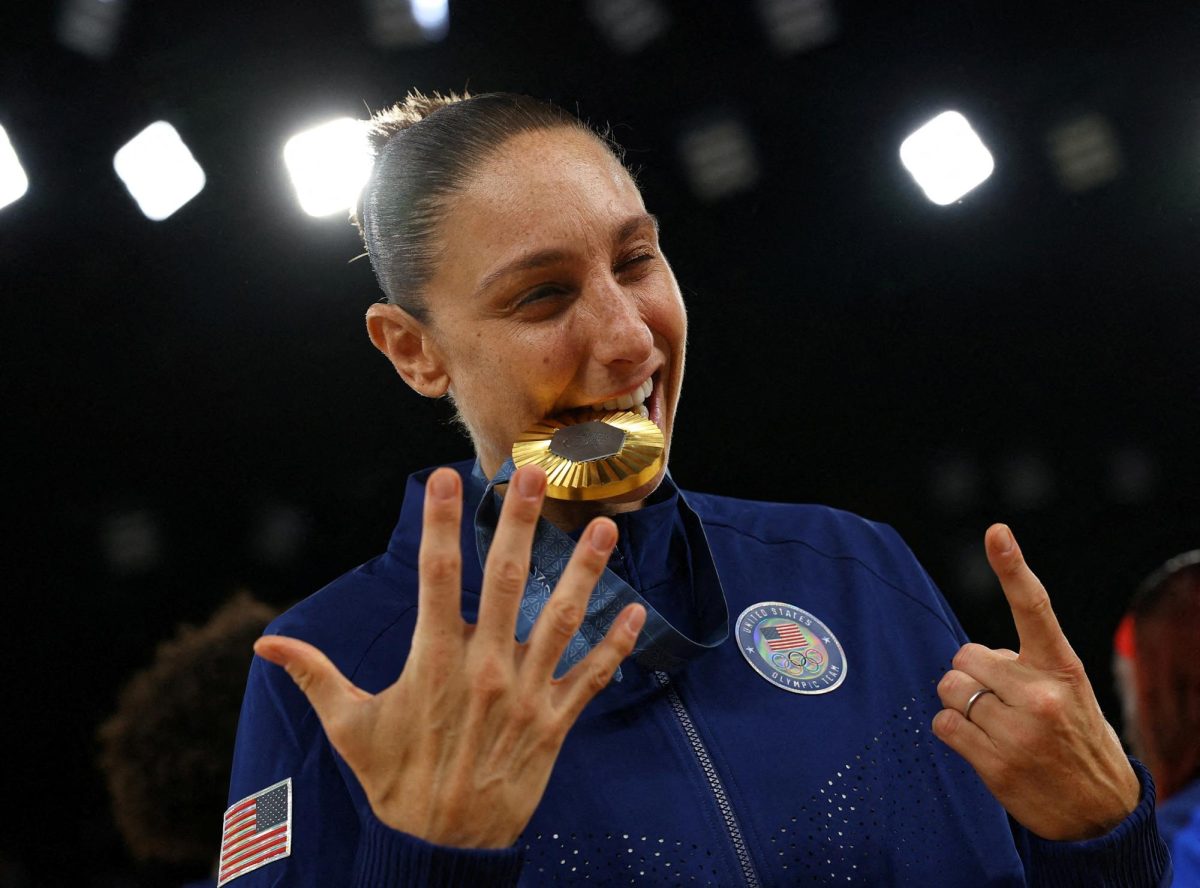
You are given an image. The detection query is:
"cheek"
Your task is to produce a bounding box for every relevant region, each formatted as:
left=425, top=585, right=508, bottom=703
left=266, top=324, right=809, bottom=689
left=644, top=285, right=687, bottom=349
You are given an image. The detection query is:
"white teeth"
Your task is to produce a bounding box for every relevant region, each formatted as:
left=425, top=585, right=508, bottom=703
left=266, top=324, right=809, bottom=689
left=590, top=378, right=654, bottom=413
left=635, top=404, right=649, bottom=418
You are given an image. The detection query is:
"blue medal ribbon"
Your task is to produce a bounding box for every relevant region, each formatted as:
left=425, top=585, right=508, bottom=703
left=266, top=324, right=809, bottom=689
left=473, top=459, right=729, bottom=680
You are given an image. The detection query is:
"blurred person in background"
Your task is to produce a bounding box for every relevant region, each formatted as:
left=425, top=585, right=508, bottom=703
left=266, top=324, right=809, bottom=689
left=99, top=593, right=279, bottom=888
left=1115, top=551, right=1200, bottom=884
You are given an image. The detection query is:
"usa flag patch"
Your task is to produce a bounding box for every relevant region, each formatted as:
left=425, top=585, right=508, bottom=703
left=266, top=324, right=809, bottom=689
left=217, top=778, right=292, bottom=885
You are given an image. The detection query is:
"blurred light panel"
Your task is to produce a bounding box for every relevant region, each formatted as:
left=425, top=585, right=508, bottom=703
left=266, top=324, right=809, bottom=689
left=99, top=508, right=162, bottom=575
left=57, top=0, right=127, bottom=60
left=899, top=111, right=995, bottom=205
left=1047, top=112, right=1122, bottom=193
left=1107, top=446, right=1158, bottom=505
left=363, top=0, right=448, bottom=46
left=587, top=0, right=669, bottom=54
left=0, top=125, right=29, bottom=212
left=251, top=502, right=312, bottom=566
left=756, top=0, right=838, bottom=55
left=929, top=452, right=981, bottom=514
left=678, top=116, right=761, bottom=201
left=998, top=451, right=1055, bottom=511
left=283, top=118, right=373, bottom=218
left=113, top=121, right=206, bottom=221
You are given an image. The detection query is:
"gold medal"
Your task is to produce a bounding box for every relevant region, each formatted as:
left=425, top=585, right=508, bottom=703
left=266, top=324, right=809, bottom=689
left=511, top=409, right=665, bottom=501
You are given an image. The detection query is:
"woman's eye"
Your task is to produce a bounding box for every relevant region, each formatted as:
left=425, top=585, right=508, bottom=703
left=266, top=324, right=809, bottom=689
left=517, top=286, right=565, bottom=308
left=618, top=252, right=655, bottom=273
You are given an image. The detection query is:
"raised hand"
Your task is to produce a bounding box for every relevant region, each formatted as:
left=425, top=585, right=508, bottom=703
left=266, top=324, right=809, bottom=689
left=932, top=524, right=1140, bottom=841
left=253, top=465, right=646, bottom=848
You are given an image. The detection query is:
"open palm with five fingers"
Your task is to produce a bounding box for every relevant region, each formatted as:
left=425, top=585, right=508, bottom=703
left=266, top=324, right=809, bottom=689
left=253, top=465, right=646, bottom=849
left=932, top=524, right=1141, bottom=841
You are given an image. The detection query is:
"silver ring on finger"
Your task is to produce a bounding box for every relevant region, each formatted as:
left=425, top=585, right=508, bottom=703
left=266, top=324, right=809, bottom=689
left=963, top=687, right=995, bottom=723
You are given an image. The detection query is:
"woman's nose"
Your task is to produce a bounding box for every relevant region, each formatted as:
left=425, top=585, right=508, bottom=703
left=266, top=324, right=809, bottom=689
left=585, top=280, right=654, bottom=367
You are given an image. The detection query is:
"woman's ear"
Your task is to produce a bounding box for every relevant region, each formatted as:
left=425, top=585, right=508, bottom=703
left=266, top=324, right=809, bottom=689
left=365, top=303, right=450, bottom=397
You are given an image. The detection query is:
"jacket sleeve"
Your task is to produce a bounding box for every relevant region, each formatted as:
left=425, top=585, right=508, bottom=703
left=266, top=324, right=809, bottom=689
left=224, top=653, right=524, bottom=887
left=1010, top=756, right=1172, bottom=887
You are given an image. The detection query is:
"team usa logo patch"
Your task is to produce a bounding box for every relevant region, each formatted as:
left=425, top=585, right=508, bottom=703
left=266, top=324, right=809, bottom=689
left=217, top=778, right=292, bottom=885
left=736, top=602, right=847, bottom=694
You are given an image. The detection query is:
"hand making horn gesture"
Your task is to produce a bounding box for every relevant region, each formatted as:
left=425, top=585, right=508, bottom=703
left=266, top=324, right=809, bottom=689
left=932, top=524, right=1141, bottom=841
left=253, top=466, right=646, bottom=848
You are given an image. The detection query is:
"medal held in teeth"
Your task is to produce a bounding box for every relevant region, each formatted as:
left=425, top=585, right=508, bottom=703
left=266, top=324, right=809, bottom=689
left=512, top=408, right=665, bottom=501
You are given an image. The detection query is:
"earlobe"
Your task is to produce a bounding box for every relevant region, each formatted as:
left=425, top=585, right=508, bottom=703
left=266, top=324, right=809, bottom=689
left=365, top=303, right=450, bottom=398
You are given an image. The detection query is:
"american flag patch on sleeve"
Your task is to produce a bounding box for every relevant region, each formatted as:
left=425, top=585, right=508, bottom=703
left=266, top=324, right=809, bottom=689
left=217, top=778, right=292, bottom=885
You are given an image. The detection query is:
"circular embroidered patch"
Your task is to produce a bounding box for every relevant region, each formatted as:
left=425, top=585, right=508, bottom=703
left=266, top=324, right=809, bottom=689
left=736, top=601, right=847, bottom=694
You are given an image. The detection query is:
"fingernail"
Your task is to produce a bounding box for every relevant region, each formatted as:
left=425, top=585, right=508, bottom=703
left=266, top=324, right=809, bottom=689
left=590, top=520, right=616, bottom=552
left=996, top=524, right=1015, bottom=554
left=516, top=467, right=544, bottom=499
left=624, top=605, right=646, bottom=636
left=429, top=470, right=456, bottom=499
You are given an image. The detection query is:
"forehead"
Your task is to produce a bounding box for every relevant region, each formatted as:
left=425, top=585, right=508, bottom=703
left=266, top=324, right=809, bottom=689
left=441, top=129, right=647, bottom=267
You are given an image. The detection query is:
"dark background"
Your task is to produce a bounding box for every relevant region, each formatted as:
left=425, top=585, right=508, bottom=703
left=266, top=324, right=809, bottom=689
left=4, top=0, right=1198, bottom=883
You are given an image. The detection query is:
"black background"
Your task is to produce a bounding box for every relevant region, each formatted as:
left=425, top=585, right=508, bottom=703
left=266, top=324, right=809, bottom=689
left=3, top=0, right=1198, bottom=882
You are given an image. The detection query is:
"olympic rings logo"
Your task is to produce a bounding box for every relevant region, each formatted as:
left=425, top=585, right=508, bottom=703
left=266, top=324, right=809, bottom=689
left=769, top=647, right=825, bottom=675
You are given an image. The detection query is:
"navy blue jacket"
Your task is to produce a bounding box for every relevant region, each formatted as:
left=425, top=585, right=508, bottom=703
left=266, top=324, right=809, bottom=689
left=227, top=462, right=1171, bottom=886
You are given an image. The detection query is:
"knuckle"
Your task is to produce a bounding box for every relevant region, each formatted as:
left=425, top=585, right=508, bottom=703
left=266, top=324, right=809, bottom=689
left=489, top=556, right=528, bottom=595
left=509, top=696, right=539, bottom=727
left=471, top=657, right=510, bottom=702
left=1023, top=593, right=1052, bottom=619
left=586, top=662, right=615, bottom=694
left=937, top=671, right=959, bottom=698
left=952, top=644, right=976, bottom=671
left=545, top=601, right=583, bottom=639
left=1028, top=685, right=1064, bottom=719
left=421, top=551, right=459, bottom=585
left=934, top=710, right=958, bottom=737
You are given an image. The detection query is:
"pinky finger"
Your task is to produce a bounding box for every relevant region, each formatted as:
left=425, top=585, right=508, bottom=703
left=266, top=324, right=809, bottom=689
left=557, top=604, right=646, bottom=719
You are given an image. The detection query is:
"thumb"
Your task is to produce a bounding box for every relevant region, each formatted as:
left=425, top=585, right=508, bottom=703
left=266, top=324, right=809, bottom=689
left=254, top=635, right=372, bottom=728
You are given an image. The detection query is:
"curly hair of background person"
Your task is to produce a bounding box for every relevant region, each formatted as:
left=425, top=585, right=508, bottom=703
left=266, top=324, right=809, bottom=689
left=98, top=592, right=279, bottom=867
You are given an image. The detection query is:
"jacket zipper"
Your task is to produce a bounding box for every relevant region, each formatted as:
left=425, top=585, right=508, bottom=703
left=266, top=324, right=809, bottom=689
left=654, top=671, right=761, bottom=887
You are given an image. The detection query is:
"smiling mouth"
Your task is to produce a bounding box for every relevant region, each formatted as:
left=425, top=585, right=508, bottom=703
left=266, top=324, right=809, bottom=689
left=586, top=376, right=653, bottom=418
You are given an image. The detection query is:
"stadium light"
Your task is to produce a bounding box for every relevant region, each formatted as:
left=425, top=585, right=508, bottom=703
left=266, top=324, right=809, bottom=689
left=57, top=0, right=127, bottom=60
left=756, top=0, right=837, bottom=56
left=899, top=111, right=994, bottom=205
left=363, top=0, right=448, bottom=46
left=283, top=118, right=373, bottom=218
left=1047, top=112, right=1122, bottom=193
left=678, top=116, right=761, bottom=202
left=0, top=125, right=29, bottom=212
left=113, top=121, right=206, bottom=221
left=586, top=0, right=669, bottom=54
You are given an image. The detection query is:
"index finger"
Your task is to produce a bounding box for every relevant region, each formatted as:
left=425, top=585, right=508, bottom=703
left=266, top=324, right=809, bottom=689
left=985, top=523, right=1077, bottom=670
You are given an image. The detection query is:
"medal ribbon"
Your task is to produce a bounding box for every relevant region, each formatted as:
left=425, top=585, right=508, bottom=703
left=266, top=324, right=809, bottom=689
left=473, top=459, right=728, bottom=680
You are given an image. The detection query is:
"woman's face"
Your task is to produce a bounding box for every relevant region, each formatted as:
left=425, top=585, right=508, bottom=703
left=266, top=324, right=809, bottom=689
left=416, top=127, right=688, bottom=494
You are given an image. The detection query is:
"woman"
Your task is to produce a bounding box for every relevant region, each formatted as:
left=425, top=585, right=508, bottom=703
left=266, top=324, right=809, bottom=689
left=225, top=91, right=1168, bottom=886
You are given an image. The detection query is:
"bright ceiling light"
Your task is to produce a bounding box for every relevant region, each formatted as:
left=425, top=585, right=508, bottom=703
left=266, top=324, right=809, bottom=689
left=363, top=0, right=448, bottom=47
left=113, top=121, right=206, bottom=221
left=0, top=125, right=29, bottom=211
left=410, top=0, right=449, bottom=37
left=899, top=111, right=994, bottom=205
left=283, top=118, right=373, bottom=218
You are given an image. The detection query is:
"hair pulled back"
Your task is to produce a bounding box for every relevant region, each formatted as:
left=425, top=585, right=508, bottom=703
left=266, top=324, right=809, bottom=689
left=353, top=90, right=615, bottom=322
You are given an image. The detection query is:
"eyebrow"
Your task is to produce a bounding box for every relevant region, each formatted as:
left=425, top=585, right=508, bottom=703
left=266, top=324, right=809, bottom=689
left=473, top=212, right=660, bottom=298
